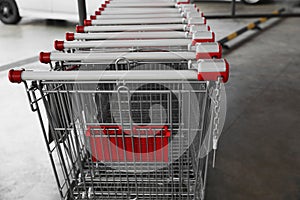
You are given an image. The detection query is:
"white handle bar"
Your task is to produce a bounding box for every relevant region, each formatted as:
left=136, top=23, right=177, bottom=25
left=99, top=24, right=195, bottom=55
left=68, top=31, right=188, bottom=40
left=94, top=13, right=183, bottom=19
left=89, top=18, right=186, bottom=25
left=40, top=51, right=196, bottom=63
left=100, top=8, right=180, bottom=15
left=79, top=24, right=187, bottom=32
left=58, top=39, right=191, bottom=50
left=106, top=2, right=176, bottom=7
left=18, top=70, right=199, bottom=81
left=9, top=59, right=229, bottom=83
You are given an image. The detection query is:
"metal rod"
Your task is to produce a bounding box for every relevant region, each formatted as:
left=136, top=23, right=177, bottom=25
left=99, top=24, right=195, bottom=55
left=205, top=12, right=300, bottom=19
left=231, top=0, right=236, bottom=17
left=20, top=70, right=199, bottom=81
left=71, top=31, right=188, bottom=40
left=77, top=0, right=87, bottom=25
left=48, top=51, right=196, bottom=62
left=81, top=24, right=187, bottom=32
left=62, top=39, right=191, bottom=49
left=218, top=8, right=285, bottom=45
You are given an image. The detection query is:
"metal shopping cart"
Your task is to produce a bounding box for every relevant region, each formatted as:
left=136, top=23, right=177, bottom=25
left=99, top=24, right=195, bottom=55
left=9, top=59, right=228, bottom=200
left=8, top=0, right=230, bottom=199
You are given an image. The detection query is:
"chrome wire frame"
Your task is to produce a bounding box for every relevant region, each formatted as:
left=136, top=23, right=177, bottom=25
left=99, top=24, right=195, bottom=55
left=25, top=76, right=213, bottom=200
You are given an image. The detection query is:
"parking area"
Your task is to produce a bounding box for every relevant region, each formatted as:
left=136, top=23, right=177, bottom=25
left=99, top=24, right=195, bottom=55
left=0, top=1, right=299, bottom=200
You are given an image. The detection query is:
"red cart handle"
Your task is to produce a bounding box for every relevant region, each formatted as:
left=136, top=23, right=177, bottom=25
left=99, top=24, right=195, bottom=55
left=40, top=52, right=51, bottom=64
left=84, top=19, right=92, bottom=26
left=8, top=69, right=24, bottom=83
left=66, top=32, right=75, bottom=41
left=54, top=40, right=64, bottom=51
left=76, top=25, right=85, bottom=33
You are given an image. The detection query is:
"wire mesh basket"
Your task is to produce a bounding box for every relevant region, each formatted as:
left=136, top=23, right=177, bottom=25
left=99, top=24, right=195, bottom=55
left=12, top=67, right=214, bottom=200
left=8, top=0, right=230, bottom=199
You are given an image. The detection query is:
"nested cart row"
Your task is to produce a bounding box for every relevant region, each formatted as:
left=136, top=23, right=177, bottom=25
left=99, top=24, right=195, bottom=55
left=9, top=0, right=229, bottom=199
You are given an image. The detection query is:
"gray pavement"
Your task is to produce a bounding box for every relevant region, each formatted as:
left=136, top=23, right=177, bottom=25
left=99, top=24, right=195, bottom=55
left=0, top=19, right=76, bottom=67
left=206, top=16, right=300, bottom=200
left=0, top=1, right=299, bottom=200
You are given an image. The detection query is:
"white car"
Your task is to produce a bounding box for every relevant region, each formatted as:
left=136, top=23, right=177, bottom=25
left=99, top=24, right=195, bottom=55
left=0, top=0, right=262, bottom=24
left=0, top=0, right=102, bottom=24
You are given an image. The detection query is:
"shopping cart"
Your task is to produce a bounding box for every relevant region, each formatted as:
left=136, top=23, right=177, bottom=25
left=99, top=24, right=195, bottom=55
left=9, top=59, right=228, bottom=199
left=9, top=0, right=230, bottom=199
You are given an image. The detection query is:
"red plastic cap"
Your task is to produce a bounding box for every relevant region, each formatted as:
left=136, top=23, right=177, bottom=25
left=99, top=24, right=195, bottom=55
left=90, top=15, right=96, bottom=20
left=54, top=40, right=64, bottom=51
left=192, top=34, right=215, bottom=45
left=218, top=42, right=223, bottom=57
left=196, top=52, right=221, bottom=60
left=84, top=19, right=92, bottom=26
left=207, top=25, right=211, bottom=31
left=105, top=0, right=110, bottom=3
left=197, top=60, right=229, bottom=83
left=177, top=1, right=190, bottom=5
left=99, top=6, right=105, bottom=11
left=95, top=10, right=101, bottom=15
left=40, top=52, right=51, bottom=64
left=8, top=69, right=24, bottom=83
left=66, top=32, right=75, bottom=41
left=223, top=59, right=230, bottom=83
left=101, top=3, right=107, bottom=8
left=76, top=25, right=85, bottom=33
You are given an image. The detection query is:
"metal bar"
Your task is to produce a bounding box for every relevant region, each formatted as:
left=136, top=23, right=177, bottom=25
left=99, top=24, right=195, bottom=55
left=94, top=13, right=183, bottom=19
left=20, top=70, right=199, bottom=81
left=218, top=8, right=285, bottom=45
left=62, top=39, right=191, bottom=49
left=71, top=31, right=188, bottom=40
left=89, top=18, right=185, bottom=25
left=231, top=0, right=236, bottom=17
left=100, top=8, right=180, bottom=15
left=205, top=12, right=300, bottom=19
left=30, top=87, right=64, bottom=198
left=77, top=0, right=87, bottom=25
left=48, top=51, right=196, bottom=62
left=110, top=0, right=174, bottom=2
left=106, top=2, right=176, bottom=7
left=81, top=24, right=187, bottom=32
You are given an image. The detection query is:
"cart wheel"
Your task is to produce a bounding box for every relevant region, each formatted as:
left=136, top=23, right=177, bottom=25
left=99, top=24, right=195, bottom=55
left=0, top=0, right=21, bottom=24
left=241, top=0, right=261, bottom=4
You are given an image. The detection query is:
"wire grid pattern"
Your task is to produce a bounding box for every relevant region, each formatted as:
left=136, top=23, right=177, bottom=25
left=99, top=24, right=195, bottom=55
left=31, top=78, right=211, bottom=200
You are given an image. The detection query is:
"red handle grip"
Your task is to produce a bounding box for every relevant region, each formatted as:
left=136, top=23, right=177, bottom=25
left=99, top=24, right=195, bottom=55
left=66, top=32, right=75, bottom=41
left=76, top=25, right=85, bottom=33
left=54, top=40, right=64, bottom=51
left=84, top=19, right=92, bottom=26
left=8, top=69, right=24, bottom=83
left=40, top=52, right=51, bottom=64
left=177, top=0, right=190, bottom=5
left=90, top=15, right=97, bottom=20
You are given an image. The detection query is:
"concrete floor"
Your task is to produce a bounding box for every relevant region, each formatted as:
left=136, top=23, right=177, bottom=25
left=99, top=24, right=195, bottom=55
left=0, top=1, right=299, bottom=200
left=206, top=17, right=300, bottom=200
